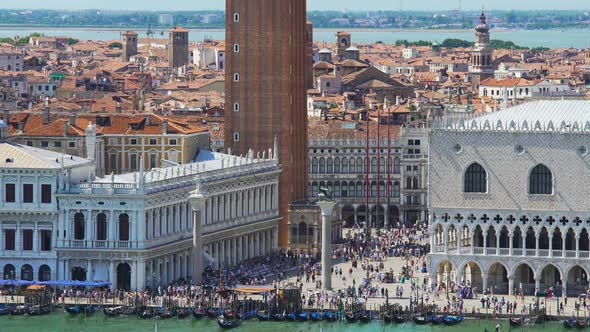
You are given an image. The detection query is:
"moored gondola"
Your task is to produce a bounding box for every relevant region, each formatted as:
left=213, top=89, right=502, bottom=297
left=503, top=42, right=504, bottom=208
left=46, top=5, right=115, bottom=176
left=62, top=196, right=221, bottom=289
left=430, top=314, right=445, bottom=325
left=413, top=316, right=429, bottom=325
left=510, top=317, right=523, bottom=327
left=345, top=311, right=358, bottom=322
left=297, top=312, right=309, bottom=321
left=10, top=305, right=27, bottom=315
left=443, top=314, right=464, bottom=326
left=138, top=308, right=155, bottom=319
left=193, top=308, right=206, bottom=319
left=287, top=312, right=297, bottom=321
left=256, top=311, right=270, bottom=321
left=272, top=312, right=286, bottom=321
left=324, top=311, right=338, bottom=322
left=0, top=304, right=9, bottom=316
left=310, top=311, right=323, bottom=321
left=177, top=308, right=191, bottom=319
left=359, top=311, right=371, bottom=323
left=564, top=317, right=576, bottom=328
left=27, top=305, right=50, bottom=316
left=383, top=313, right=394, bottom=323
left=207, top=307, right=223, bottom=318
left=103, top=306, right=123, bottom=317
left=241, top=310, right=257, bottom=320
left=217, top=316, right=242, bottom=329
left=393, top=315, right=405, bottom=323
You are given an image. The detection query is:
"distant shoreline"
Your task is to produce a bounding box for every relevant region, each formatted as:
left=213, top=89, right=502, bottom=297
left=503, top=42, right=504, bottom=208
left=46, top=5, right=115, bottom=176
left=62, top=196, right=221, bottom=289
left=0, top=25, right=586, bottom=33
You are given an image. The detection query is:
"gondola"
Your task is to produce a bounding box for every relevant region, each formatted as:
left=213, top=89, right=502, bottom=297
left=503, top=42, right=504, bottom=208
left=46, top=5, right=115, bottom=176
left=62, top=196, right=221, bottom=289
left=577, top=320, right=587, bottom=328
left=510, top=317, right=523, bottom=327
left=103, top=306, right=123, bottom=317
left=27, top=305, right=50, bottom=316
left=413, top=316, right=429, bottom=325
left=241, top=310, right=257, bottom=320
left=217, top=316, right=242, bottom=329
left=287, top=312, right=297, bottom=321
left=359, top=311, right=371, bottom=323
left=10, top=305, right=27, bottom=315
left=430, top=314, right=445, bottom=325
left=297, top=312, right=309, bottom=321
left=564, top=317, right=577, bottom=328
left=193, top=308, right=206, bottom=319
left=345, top=311, right=358, bottom=322
left=443, top=314, right=464, bottom=326
left=383, top=313, right=394, bottom=323
left=177, top=308, right=191, bottom=319
left=207, top=307, right=223, bottom=318
left=138, top=308, right=155, bottom=319
left=0, top=304, right=9, bottom=316
left=324, top=311, right=338, bottom=322
left=256, top=312, right=270, bottom=321
left=393, top=315, right=406, bottom=323
left=310, top=311, right=323, bottom=321
left=158, top=308, right=175, bottom=319
left=122, top=306, right=137, bottom=316
left=272, top=312, right=286, bottom=321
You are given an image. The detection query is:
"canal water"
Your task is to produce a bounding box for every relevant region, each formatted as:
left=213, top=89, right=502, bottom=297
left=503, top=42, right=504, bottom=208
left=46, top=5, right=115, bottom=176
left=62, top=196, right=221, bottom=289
left=0, top=311, right=574, bottom=332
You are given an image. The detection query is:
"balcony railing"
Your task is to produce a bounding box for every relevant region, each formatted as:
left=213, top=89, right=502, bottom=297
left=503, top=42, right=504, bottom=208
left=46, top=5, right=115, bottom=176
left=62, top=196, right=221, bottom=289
left=512, top=248, right=523, bottom=256
left=580, top=251, right=590, bottom=258
left=498, top=248, right=509, bottom=256
left=566, top=250, right=576, bottom=258
left=552, top=250, right=563, bottom=257
left=473, top=247, right=483, bottom=255
left=433, top=245, right=445, bottom=253
left=525, top=249, right=536, bottom=256
left=539, top=249, right=549, bottom=257
left=486, top=248, right=497, bottom=255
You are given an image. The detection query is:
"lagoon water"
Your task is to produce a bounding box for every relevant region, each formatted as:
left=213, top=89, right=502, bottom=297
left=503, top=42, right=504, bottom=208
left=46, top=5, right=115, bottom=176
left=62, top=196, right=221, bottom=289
left=0, top=311, right=575, bottom=332
left=0, top=27, right=588, bottom=48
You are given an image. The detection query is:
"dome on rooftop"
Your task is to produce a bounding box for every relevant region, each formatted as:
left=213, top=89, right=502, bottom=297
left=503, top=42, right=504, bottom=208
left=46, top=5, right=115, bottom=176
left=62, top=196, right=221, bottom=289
left=475, top=12, right=489, bottom=33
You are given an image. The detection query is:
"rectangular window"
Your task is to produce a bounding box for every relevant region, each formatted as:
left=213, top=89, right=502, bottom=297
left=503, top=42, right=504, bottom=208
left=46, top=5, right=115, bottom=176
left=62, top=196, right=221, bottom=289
left=41, top=184, right=51, bottom=204
left=149, top=154, right=157, bottom=169
left=54, top=141, right=62, bottom=148
left=415, top=140, right=421, bottom=145
left=130, top=154, right=137, bottom=170
left=26, top=141, right=33, bottom=147
left=68, top=141, right=76, bottom=148
left=169, top=139, right=177, bottom=145
left=130, top=138, right=137, bottom=145
left=109, top=154, right=117, bottom=171
left=4, top=230, right=15, bottom=250
left=40, top=230, right=51, bottom=251
left=41, top=141, right=49, bottom=148
left=5, top=183, right=15, bottom=203
left=22, top=229, right=33, bottom=250
left=233, top=43, right=239, bottom=53
left=233, top=132, right=240, bottom=142
left=109, top=138, right=118, bottom=145
left=408, top=140, right=414, bottom=146
left=406, top=166, right=412, bottom=171
left=415, top=149, right=421, bottom=154
left=149, top=138, right=157, bottom=145
left=233, top=13, right=239, bottom=22
left=23, top=184, right=33, bottom=203
left=233, top=73, right=240, bottom=82
left=233, top=103, right=239, bottom=112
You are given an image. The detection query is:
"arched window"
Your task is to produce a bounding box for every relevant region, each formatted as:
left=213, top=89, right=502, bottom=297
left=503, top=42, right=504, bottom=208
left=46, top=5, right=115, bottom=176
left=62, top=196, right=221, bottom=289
left=356, top=181, right=364, bottom=197
left=39, top=265, right=51, bottom=281
left=319, top=158, right=326, bottom=173
left=74, top=212, right=85, bottom=240
left=413, top=177, right=419, bottom=189
left=119, top=214, right=129, bottom=241
left=370, top=158, right=377, bottom=173
left=348, top=182, right=355, bottom=197
left=529, top=164, right=553, bottom=195
left=311, top=182, right=319, bottom=197
left=406, top=177, right=413, bottom=189
left=356, top=157, right=363, bottom=173
left=326, top=157, right=333, bottom=173
left=379, top=157, right=386, bottom=173
left=348, top=158, right=355, bottom=173
left=393, top=157, right=401, bottom=174
left=341, top=158, right=348, bottom=173
left=464, top=163, right=488, bottom=193
left=334, top=157, right=341, bottom=173
left=334, top=181, right=341, bottom=197
left=311, top=157, right=318, bottom=173
left=379, top=181, right=386, bottom=197
left=21, top=264, right=33, bottom=281
left=96, top=213, right=107, bottom=241
left=371, top=181, right=377, bottom=197
left=393, top=181, right=400, bottom=197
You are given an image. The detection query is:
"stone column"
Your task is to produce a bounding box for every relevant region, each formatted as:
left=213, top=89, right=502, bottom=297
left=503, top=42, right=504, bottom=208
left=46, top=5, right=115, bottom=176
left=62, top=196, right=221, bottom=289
left=109, top=261, right=116, bottom=291
left=549, top=232, right=553, bottom=257
left=508, top=232, right=513, bottom=255
left=535, top=277, right=540, bottom=293
left=575, top=234, right=580, bottom=258
left=33, top=222, right=39, bottom=253
left=483, top=229, right=487, bottom=254
left=317, top=198, right=337, bottom=291
left=189, top=190, right=205, bottom=285
left=482, top=273, right=488, bottom=290
left=131, top=260, right=138, bottom=290
left=87, top=259, right=93, bottom=281
left=443, top=228, right=448, bottom=253
left=508, top=275, right=514, bottom=295
left=457, top=228, right=462, bottom=254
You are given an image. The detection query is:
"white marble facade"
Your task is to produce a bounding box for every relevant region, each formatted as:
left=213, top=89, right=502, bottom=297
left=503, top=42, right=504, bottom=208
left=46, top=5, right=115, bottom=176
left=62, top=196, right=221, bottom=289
left=428, top=101, right=590, bottom=297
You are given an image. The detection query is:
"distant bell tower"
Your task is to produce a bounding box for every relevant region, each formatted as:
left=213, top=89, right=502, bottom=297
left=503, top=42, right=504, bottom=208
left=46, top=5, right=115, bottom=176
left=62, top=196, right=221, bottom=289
left=168, top=27, right=189, bottom=70
left=336, top=31, right=351, bottom=60
left=122, top=30, right=138, bottom=62
left=469, top=12, right=494, bottom=87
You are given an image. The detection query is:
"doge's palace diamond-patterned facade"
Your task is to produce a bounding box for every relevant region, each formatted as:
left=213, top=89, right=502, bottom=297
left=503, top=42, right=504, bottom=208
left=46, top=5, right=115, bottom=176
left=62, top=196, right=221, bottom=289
left=428, top=100, right=590, bottom=297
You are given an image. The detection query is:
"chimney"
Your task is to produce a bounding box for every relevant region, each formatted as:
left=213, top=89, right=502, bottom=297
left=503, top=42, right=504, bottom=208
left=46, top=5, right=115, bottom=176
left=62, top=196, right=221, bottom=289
left=17, top=121, right=24, bottom=131
left=145, top=115, right=151, bottom=126
left=396, top=96, right=401, bottom=106
left=63, top=120, right=68, bottom=137
left=162, top=119, right=168, bottom=135
left=115, top=102, right=122, bottom=113
left=2, top=109, right=8, bottom=124
left=42, top=106, right=50, bottom=124
left=70, top=113, right=77, bottom=127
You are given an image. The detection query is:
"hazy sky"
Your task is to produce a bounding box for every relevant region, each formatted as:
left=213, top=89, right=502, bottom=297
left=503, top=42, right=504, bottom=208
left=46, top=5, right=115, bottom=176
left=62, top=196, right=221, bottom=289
left=1, top=0, right=588, bottom=11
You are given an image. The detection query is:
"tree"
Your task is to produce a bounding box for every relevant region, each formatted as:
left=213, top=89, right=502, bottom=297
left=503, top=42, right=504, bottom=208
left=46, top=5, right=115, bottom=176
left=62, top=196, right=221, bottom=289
left=67, top=38, right=79, bottom=45
left=108, top=42, right=123, bottom=49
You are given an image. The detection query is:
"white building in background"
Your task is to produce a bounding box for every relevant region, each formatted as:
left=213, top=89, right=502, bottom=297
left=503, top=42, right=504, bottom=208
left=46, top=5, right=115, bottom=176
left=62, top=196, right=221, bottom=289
left=56, top=149, right=281, bottom=290
left=429, top=100, right=590, bottom=297
left=0, top=48, right=24, bottom=71
left=0, top=120, right=94, bottom=282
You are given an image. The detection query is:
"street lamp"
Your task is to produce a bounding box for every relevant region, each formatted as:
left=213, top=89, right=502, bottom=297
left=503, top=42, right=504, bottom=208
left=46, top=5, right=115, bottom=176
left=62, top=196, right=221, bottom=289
left=189, top=183, right=207, bottom=285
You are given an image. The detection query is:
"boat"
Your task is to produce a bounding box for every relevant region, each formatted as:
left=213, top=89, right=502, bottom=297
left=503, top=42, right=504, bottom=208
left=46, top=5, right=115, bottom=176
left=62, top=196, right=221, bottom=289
left=359, top=311, right=371, bottom=323
left=241, top=310, right=257, bottom=320
left=193, top=308, right=206, bottom=319
left=157, top=308, right=175, bottom=319
left=577, top=320, right=587, bottom=329
left=0, top=304, right=9, bottom=316
left=324, top=311, right=338, bottom=322
left=217, top=316, right=242, bottom=329
left=272, top=312, right=286, bottom=321
left=430, top=315, right=445, bottom=325
left=177, top=308, right=191, bottom=319
left=27, top=305, right=50, bottom=316
left=393, top=315, right=406, bottom=323
left=138, top=308, right=155, bottom=319
left=443, top=314, right=464, bottom=326
left=564, top=317, right=576, bottom=328
left=103, top=306, right=123, bottom=317
left=287, top=312, right=297, bottom=321
left=413, top=316, right=429, bottom=325
left=256, top=311, right=270, bottom=321
left=122, top=306, right=137, bottom=316
left=310, top=311, right=323, bottom=321
left=345, top=311, right=358, bottom=322
left=11, top=305, right=28, bottom=315
left=207, top=307, right=223, bottom=318
left=510, top=317, right=523, bottom=327
left=297, top=312, right=309, bottom=321
left=383, top=313, right=394, bottom=323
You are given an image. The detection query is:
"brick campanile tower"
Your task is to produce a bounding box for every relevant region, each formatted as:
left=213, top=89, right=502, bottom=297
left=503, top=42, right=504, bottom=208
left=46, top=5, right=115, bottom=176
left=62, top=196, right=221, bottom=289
left=225, top=0, right=309, bottom=247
